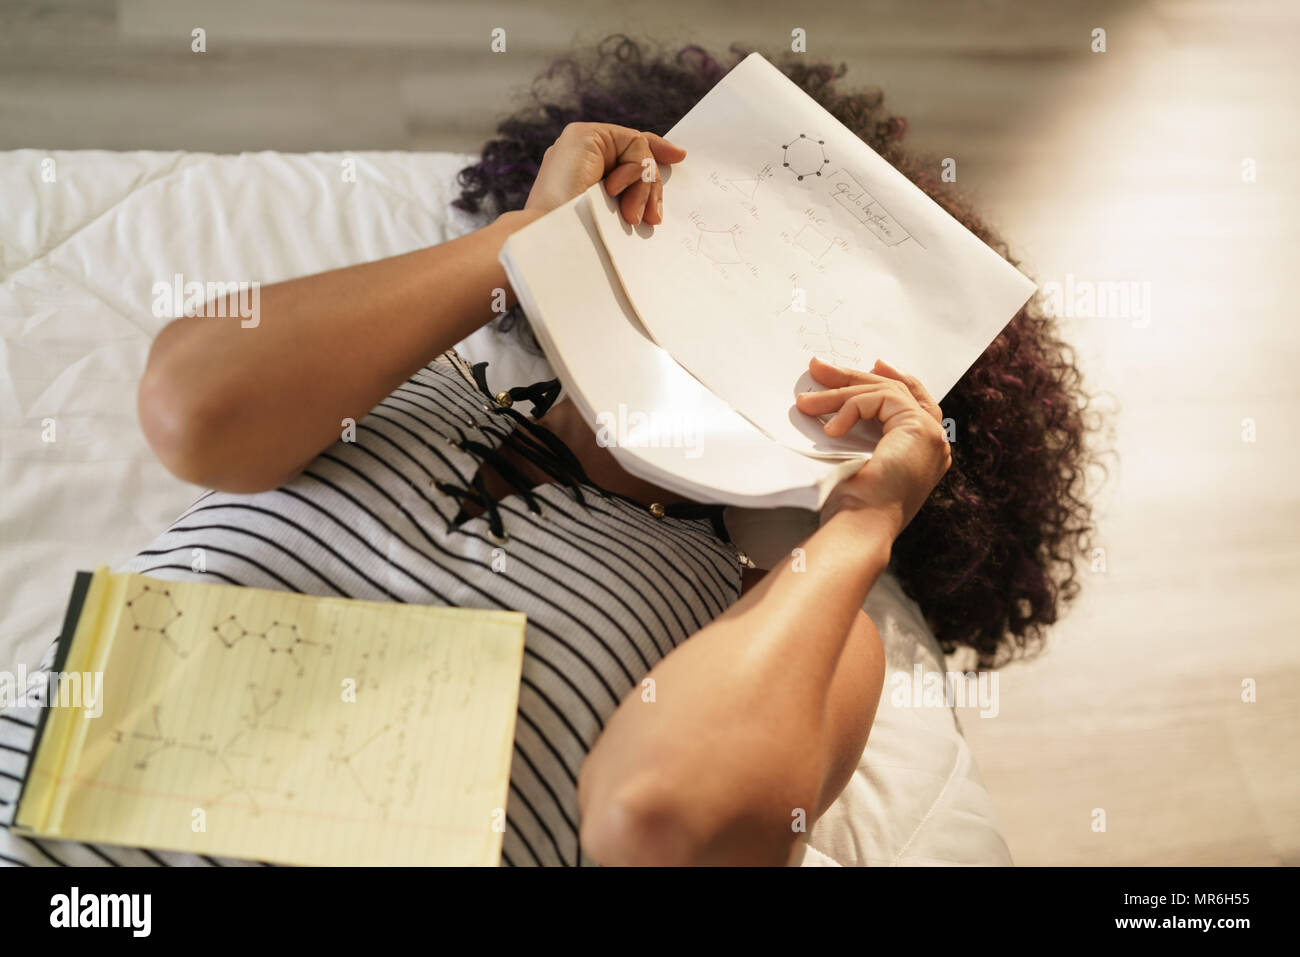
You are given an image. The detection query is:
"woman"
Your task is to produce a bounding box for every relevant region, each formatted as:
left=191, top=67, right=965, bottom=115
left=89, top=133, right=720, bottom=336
left=0, top=38, right=1094, bottom=867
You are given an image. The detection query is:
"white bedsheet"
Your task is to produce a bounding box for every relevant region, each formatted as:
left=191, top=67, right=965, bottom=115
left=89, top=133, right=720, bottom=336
left=0, top=149, right=1009, bottom=865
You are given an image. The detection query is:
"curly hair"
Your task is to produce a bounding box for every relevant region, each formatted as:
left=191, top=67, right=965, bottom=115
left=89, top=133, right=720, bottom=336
left=454, top=35, right=1100, bottom=667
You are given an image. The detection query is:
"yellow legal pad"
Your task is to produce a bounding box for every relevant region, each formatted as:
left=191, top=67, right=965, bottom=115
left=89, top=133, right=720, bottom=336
left=13, top=568, right=527, bottom=866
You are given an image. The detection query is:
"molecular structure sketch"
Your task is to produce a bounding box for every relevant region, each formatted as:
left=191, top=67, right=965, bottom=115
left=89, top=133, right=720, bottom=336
left=126, top=585, right=334, bottom=674
left=791, top=223, right=849, bottom=263
left=126, top=583, right=188, bottom=656
left=782, top=133, right=830, bottom=181
left=327, top=721, right=397, bottom=814
left=779, top=296, right=863, bottom=367
left=686, top=211, right=759, bottom=277
left=726, top=162, right=775, bottom=201
left=113, top=704, right=184, bottom=772
left=212, top=614, right=330, bottom=676
left=696, top=224, right=745, bottom=263
left=234, top=682, right=288, bottom=736
left=110, top=683, right=309, bottom=812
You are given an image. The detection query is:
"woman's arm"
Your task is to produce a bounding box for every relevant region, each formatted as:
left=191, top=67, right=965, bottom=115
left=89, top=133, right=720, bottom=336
left=578, top=356, right=953, bottom=866
left=139, top=122, right=686, bottom=493
left=138, top=210, right=543, bottom=492
left=579, top=507, right=895, bottom=865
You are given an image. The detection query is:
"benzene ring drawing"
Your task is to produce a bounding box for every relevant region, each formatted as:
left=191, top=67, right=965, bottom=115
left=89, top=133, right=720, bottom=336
left=782, top=133, right=829, bottom=181
left=212, top=615, right=327, bottom=676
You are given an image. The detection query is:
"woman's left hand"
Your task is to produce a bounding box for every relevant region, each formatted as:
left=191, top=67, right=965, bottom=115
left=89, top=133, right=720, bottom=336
left=796, top=356, right=951, bottom=536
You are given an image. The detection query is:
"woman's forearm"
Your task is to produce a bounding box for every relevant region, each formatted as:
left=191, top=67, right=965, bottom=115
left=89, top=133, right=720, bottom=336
left=578, top=505, right=897, bottom=865
left=138, top=208, right=544, bottom=492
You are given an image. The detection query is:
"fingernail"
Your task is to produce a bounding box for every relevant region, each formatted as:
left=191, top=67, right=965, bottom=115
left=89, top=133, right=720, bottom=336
left=657, top=197, right=663, bottom=219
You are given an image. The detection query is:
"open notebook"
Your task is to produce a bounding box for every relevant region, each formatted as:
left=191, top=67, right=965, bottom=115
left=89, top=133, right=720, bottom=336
left=500, top=52, right=1036, bottom=510
left=12, top=569, right=526, bottom=866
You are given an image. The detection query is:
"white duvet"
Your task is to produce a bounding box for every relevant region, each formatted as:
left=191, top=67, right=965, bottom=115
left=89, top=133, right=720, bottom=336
left=0, top=149, right=1010, bottom=865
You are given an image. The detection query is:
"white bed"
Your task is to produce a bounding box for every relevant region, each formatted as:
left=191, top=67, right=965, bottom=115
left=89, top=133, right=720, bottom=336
left=0, top=149, right=1010, bottom=865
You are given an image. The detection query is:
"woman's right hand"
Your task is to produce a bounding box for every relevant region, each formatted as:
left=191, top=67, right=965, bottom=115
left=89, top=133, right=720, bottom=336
left=796, top=356, right=952, bottom=537
left=524, top=122, right=687, bottom=227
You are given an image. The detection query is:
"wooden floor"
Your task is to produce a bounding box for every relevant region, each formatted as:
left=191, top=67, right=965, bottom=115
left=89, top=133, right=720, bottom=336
left=2, top=0, right=1296, bottom=865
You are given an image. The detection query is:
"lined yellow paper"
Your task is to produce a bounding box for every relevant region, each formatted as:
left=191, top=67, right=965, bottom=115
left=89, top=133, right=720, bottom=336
left=16, top=568, right=526, bottom=866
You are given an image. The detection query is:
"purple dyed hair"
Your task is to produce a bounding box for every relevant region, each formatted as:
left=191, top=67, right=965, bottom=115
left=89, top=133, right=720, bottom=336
left=454, top=35, right=1101, bottom=666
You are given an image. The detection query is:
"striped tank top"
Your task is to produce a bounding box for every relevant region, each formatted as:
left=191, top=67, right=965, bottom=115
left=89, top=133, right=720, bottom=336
left=0, top=349, right=744, bottom=867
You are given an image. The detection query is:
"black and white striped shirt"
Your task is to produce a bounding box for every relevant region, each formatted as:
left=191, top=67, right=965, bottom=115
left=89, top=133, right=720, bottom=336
left=0, top=349, right=743, bottom=866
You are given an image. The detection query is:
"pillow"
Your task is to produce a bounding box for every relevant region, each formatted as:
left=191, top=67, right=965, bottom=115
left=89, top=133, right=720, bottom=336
left=726, top=507, right=1012, bottom=866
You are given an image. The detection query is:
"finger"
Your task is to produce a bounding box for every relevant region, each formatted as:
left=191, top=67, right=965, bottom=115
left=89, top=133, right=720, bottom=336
left=807, top=354, right=876, bottom=388
left=614, top=136, right=656, bottom=226
left=587, top=124, right=683, bottom=176
left=794, top=380, right=888, bottom=415
left=603, top=161, right=645, bottom=197
left=823, top=388, right=919, bottom=438
left=872, top=359, right=943, bottom=423
left=578, top=124, right=649, bottom=190
left=602, top=157, right=661, bottom=225
left=645, top=133, right=684, bottom=224
left=586, top=125, right=682, bottom=225
left=644, top=132, right=687, bottom=165
left=644, top=174, right=664, bottom=225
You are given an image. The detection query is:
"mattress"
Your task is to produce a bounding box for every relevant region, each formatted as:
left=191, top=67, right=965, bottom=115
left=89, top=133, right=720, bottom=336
left=0, top=149, right=1009, bottom=865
